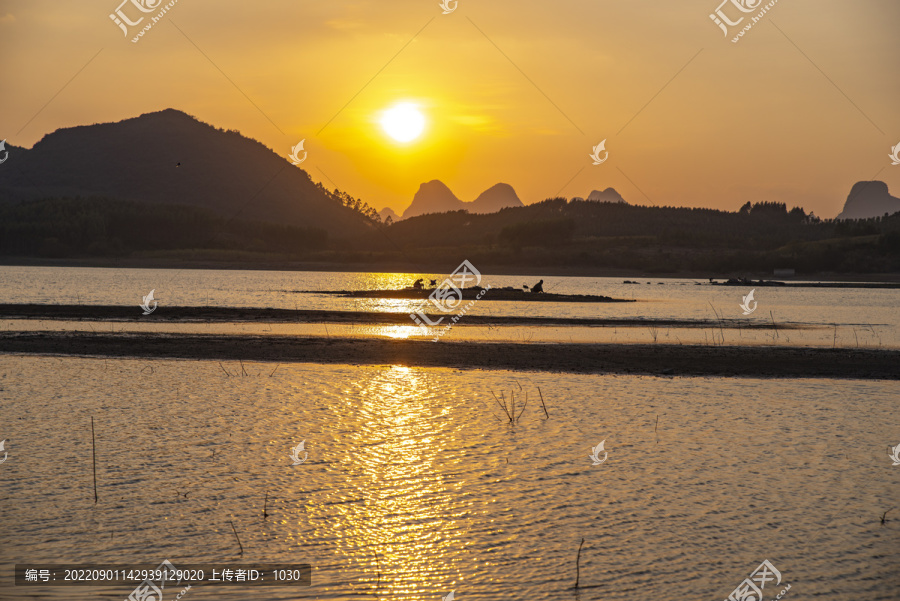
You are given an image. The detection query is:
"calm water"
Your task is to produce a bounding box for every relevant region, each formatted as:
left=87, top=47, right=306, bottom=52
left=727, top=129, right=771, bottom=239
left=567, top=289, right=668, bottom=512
left=1, top=266, right=898, bottom=600
left=0, top=266, right=898, bottom=348
left=0, top=357, right=898, bottom=600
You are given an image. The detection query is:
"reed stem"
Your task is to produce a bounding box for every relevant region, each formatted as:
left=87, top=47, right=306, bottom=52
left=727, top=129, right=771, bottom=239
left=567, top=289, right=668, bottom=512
left=538, top=387, right=549, bottom=418
left=574, top=537, right=585, bottom=588
left=655, top=414, right=659, bottom=444
left=228, top=521, right=244, bottom=555
left=91, top=417, right=98, bottom=504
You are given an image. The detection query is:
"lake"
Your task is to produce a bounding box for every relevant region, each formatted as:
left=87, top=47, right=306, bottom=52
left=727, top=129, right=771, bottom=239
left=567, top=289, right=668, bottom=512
left=0, top=266, right=898, bottom=348
left=0, top=266, right=898, bottom=600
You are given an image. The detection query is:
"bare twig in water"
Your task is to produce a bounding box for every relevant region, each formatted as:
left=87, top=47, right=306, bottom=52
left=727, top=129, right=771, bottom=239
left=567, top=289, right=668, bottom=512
left=239, top=360, right=248, bottom=377
left=374, top=550, right=381, bottom=589
left=833, top=324, right=837, bottom=349
left=269, top=364, right=280, bottom=377
left=853, top=328, right=859, bottom=348
left=91, top=417, right=98, bottom=503
left=228, top=521, right=244, bottom=555
left=219, top=362, right=232, bottom=377
left=263, top=492, right=269, bottom=519
left=516, top=392, right=528, bottom=422
left=490, top=390, right=513, bottom=421
left=867, top=323, right=881, bottom=346
left=647, top=326, right=658, bottom=343
left=574, top=537, right=585, bottom=589
left=708, top=302, right=725, bottom=344
left=770, top=311, right=779, bottom=340
left=492, top=388, right=537, bottom=424
left=538, top=387, right=549, bottom=419
left=655, top=414, right=659, bottom=444
left=881, top=507, right=894, bottom=525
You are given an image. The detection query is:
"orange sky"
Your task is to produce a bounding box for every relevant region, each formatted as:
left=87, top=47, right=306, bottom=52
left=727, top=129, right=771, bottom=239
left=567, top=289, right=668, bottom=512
left=1, top=0, right=898, bottom=218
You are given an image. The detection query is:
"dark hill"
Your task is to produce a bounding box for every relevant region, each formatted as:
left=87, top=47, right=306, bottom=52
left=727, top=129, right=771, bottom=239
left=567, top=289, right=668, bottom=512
left=401, top=180, right=524, bottom=218
left=379, top=197, right=900, bottom=273
left=0, top=109, right=375, bottom=237
left=470, top=183, right=524, bottom=213
left=402, top=180, right=465, bottom=218
left=836, top=181, right=900, bottom=220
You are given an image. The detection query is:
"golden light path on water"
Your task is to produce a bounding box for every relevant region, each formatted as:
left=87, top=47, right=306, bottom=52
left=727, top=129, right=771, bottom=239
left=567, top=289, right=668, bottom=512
left=0, top=356, right=898, bottom=600
left=312, top=366, right=460, bottom=597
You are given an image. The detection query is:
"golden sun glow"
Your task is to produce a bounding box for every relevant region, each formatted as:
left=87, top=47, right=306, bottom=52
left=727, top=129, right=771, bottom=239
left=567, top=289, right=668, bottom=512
left=380, top=102, right=425, bottom=143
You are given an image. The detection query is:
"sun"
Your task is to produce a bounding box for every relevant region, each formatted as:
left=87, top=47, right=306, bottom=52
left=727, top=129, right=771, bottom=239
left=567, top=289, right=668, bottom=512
left=380, top=102, right=426, bottom=143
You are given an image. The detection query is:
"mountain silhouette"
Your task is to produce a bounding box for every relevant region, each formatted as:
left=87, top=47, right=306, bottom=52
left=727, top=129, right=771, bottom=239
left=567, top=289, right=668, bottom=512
left=470, top=183, right=524, bottom=213
left=402, top=180, right=465, bottom=218
left=572, top=188, right=628, bottom=203
left=402, top=180, right=524, bottom=218
left=0, top=109, right=374, bottom=236
left=587, top=188, right=627, bottom=204
left=378, top=207, right=400, bottom=223
left=836, top=181, right=900, bottom=220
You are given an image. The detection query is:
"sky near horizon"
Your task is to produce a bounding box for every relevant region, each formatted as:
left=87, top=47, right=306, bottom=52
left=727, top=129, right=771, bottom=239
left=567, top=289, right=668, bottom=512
left=0, top=0, right=898, bottom=218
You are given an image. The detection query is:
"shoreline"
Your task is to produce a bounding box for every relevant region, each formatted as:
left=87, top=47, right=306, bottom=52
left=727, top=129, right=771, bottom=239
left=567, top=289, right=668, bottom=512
left=2, top=331, right=896, bottom=379
left=0, top=304, right=815, bottom=330
left=1, top=257, right=899, bottom=283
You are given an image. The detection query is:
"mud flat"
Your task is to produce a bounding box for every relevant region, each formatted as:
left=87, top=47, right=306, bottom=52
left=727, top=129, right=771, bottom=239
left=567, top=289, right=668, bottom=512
left=709, top=279, right=900, bottom=288
left=0, top=304, right=813, bottom=330
left=1, top=331, right=896, bottom=379
left=306, top=288, right=635, bottom=303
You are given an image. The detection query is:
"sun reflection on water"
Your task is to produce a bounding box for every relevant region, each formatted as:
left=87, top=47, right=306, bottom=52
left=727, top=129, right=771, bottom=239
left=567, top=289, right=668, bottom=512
left=303, top=365, right=465, bottom=598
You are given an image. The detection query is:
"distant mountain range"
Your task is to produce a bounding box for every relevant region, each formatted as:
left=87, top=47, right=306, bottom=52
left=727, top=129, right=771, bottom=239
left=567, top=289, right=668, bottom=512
left=836, top=181, right=900, bottom=220
left=378, top=207, right=400, bottom=223
left=401, top=180, right=524, bottom=219
left=585, top=188, right=627, bottom=203
left=394, top=182, right=626, bottom=220
left=0, top=109, right=375, bottom=237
